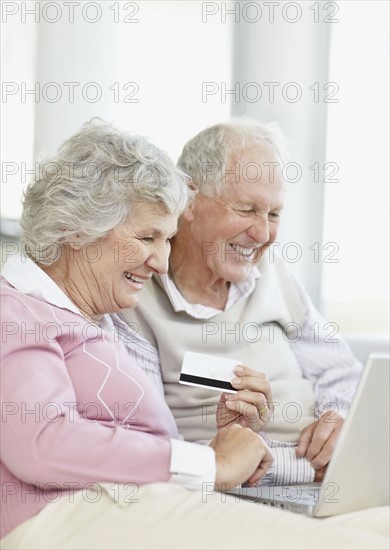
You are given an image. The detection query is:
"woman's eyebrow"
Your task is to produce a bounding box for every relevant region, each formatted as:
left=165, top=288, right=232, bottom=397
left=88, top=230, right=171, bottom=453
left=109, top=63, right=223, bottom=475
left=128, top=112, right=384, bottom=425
left=140, top=228, right=178, bottom=238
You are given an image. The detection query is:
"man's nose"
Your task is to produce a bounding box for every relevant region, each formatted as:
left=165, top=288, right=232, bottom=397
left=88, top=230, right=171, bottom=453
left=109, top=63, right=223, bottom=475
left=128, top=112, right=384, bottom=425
left=248, top=216, right=269, bottom=244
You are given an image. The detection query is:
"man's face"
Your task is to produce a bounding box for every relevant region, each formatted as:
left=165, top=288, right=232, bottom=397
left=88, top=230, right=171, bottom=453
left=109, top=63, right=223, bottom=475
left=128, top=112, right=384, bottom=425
left=188, top=145, right=286, bottom=284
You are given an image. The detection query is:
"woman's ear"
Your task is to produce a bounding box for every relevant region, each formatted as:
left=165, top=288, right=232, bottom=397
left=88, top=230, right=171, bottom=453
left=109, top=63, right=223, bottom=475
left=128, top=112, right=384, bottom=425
left=182, top=203, right=195, bottom=222
left=67, top=236, right=83, bottom=251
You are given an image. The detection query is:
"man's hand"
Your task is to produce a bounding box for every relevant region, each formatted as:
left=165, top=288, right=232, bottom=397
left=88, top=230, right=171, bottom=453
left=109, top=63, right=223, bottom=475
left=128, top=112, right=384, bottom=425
left=210, top=424, right=274, bottom=489
left=216, top=365, right=273, bottom=432
left=296, top=411, right=344, bottom=478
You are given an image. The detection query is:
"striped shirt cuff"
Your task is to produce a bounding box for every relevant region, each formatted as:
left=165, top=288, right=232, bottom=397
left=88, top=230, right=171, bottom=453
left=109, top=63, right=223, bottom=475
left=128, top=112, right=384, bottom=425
left=261, top=445, right=315, bottom=486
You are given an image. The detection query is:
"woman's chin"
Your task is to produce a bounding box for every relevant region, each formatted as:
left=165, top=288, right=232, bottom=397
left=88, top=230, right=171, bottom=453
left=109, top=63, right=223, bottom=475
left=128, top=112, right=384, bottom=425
left=123, top=294, right=140, bottom=310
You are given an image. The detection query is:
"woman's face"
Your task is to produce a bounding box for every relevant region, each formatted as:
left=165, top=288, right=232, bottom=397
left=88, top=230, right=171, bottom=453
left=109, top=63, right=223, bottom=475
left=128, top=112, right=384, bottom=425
left=73, top=203, right=178, bottom=315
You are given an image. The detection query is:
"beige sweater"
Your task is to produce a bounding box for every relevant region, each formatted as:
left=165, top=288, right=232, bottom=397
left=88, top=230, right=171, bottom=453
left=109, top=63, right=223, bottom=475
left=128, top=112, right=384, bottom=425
left=120, top=254, right=315, bottom=443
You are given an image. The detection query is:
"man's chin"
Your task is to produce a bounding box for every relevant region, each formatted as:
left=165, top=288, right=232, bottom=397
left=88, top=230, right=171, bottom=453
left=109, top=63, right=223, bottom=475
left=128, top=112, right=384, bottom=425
left=251, top=245, right=269, bottom=264
left=221, top=263, right=254, bottom=285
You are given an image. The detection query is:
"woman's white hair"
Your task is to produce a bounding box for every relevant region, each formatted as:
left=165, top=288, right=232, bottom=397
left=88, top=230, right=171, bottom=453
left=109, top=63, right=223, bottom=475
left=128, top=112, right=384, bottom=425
left=21, top=119, right=191, bottom=265
left=177, top=118, right=287, bottom=197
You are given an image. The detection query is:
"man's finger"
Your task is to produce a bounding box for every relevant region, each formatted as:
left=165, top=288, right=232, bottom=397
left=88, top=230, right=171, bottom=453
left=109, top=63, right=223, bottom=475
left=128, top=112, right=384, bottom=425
left=305, top=421, right=335, bottom=461
left=226, top=391, right=270, bottom=423
left=226, top=390, right=266, bottom=406
left=216, top=408, right=240, bottom=428
left=231, top=374, right=271, bottom=392
left=233, top=365, right=267, bottom=380
left=231, top=369, right=272, bottom=404
left=296, top=423, right=316, bottom=457
left=225, top=400, right=268, bottom=426
left=310, top=432, right=338, bottom=469
left=313, top=465, right=327, bottom=482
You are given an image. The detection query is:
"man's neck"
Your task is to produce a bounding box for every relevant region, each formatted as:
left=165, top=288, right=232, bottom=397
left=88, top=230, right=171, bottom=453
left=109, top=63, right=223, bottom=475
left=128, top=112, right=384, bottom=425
left=169, top=236, right=230, bottom=309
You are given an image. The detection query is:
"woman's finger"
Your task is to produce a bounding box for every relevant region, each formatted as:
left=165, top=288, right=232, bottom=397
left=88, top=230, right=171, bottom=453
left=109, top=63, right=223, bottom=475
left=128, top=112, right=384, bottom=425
left=246, top=448, right=274, bottom=485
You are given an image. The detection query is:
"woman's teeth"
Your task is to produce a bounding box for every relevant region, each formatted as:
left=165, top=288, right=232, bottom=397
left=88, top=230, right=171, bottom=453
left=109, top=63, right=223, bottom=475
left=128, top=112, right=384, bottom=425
left=124, top=273, right=144, bottom=283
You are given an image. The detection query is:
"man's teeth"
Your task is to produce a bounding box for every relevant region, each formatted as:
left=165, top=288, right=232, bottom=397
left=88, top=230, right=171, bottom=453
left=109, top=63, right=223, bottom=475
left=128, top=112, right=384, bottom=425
left=124, top=273, right=144, bottom=283
left=230, top=244, right=261, bottom=257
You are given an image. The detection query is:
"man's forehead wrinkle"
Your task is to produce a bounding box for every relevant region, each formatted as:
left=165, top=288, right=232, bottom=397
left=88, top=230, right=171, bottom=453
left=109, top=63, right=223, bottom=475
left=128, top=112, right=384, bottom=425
left=228, top=143, right=278, bottom=164
left=218, top=177, right=285, bottom=211
left=219, top=186, right=268, bottom=208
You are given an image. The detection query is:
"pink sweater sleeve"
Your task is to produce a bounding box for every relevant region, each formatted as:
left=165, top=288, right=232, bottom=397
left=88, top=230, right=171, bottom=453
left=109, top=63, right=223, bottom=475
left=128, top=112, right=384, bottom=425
left=1, top=293, right=173, bottom=488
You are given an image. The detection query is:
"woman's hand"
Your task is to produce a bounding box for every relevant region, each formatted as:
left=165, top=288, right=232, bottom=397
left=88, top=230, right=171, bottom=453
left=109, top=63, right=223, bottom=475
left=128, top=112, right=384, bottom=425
left=210, top=424, right=274, bottom=490
left=216, top=365, right=273, bottom=432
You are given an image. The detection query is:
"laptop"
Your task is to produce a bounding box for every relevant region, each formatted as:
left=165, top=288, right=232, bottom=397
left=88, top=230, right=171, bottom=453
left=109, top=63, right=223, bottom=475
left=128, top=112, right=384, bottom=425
left=226, top=353, right=390, bottom=517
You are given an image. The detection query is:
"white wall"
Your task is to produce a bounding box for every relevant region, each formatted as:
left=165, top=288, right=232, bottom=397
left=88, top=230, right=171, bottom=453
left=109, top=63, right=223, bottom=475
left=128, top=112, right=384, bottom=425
left=231, top=3, right=332, bottom=307
left=2, top=1, right=389, bottom=335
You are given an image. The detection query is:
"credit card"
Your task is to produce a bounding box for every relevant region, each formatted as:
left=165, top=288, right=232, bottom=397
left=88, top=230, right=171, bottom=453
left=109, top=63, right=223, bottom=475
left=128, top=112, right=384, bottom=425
left=179, top=351, right=242, bottom=393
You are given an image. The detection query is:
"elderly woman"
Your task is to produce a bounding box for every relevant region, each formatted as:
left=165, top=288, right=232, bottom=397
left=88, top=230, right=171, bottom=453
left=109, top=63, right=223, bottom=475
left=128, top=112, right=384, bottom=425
left=1, top=120, right=388, bottom=550
left=0, top=119, right=271, bottom=545
left=118, top=120, right=364, bottom=484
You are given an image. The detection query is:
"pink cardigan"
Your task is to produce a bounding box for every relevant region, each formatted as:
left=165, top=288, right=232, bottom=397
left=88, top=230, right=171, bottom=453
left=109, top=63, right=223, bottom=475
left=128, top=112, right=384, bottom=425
left=1, top=277, right=181, bottom=538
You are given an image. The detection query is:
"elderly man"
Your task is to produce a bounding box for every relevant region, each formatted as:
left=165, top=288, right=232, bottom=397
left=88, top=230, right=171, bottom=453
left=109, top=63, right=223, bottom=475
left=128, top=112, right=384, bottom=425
left=115, top=119, right=362, bottom=484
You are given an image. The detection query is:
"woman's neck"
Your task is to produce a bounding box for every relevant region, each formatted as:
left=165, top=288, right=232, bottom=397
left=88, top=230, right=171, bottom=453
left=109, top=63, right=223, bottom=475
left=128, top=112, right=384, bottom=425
left=39, top=257, right=103, bottom=325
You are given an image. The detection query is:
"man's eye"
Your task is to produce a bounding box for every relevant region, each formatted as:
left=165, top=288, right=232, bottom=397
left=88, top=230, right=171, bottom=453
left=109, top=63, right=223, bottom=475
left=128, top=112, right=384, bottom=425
left=142, top=237, right=154, bottom=242
left=269, top=212, right=280, bottom=220
left=234, top=208, right=254, bottom=215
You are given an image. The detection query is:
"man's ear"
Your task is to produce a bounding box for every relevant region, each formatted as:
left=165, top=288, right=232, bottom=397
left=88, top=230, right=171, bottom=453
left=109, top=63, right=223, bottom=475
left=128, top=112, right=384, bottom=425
left=182, top=192, right=200, bottom=222
left=182, top=182, right=200, bottom=223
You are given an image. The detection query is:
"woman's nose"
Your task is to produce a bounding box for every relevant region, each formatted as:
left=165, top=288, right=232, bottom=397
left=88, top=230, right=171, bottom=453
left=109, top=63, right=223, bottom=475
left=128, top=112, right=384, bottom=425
left=145, top=243, right=170, bottom=274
